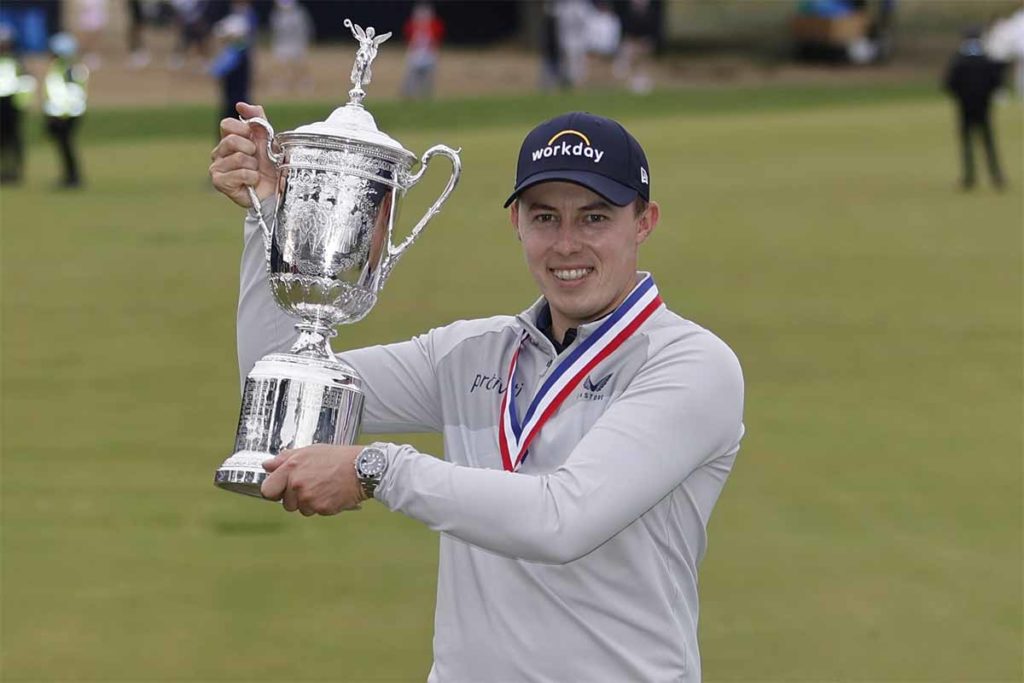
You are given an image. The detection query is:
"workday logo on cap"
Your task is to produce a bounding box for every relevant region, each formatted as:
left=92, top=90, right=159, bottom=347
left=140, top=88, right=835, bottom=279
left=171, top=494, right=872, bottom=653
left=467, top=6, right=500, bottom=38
left=531, top=129, right=605, bottom=165
left=504, top=111, right=651, bottom=208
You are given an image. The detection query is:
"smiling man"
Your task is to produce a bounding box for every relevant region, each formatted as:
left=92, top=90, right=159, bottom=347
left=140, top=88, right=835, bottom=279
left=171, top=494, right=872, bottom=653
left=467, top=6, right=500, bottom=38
left=212, top=109, right=745, bottom=682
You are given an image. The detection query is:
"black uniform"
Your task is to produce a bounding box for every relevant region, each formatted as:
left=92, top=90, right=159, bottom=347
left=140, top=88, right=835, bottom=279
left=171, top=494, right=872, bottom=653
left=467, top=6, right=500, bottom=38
left=943, top=38, right=1007, bottom=189
left=0, top=55, right=28, bottom=184
left=44, top=60, right=88, bottom=188
left=210, top=42, right=250, bottom=139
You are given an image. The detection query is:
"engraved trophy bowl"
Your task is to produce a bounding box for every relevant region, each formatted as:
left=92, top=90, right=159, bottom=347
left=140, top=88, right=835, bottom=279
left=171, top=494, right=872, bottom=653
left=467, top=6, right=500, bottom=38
left=214, top=20, right=461, bottom=497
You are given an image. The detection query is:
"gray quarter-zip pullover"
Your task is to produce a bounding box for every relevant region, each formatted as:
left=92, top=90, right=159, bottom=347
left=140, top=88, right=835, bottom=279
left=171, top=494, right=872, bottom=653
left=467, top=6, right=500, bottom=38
left=237, top=200, right=745, bottom=682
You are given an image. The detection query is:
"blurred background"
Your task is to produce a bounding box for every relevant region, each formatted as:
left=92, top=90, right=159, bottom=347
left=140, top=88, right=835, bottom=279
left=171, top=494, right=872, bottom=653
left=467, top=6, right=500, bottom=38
left=1, top=0, right=1021, bottom=681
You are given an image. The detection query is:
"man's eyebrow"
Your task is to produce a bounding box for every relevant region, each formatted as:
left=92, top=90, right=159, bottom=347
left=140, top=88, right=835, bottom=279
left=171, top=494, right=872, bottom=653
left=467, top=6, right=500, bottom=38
left=580, top=201, right=613, bottom=211
left=525, top=202, right=558, bottom=211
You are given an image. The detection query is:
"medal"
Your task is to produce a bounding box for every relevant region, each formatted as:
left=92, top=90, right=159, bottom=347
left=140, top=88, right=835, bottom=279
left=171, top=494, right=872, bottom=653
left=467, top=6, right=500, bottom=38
left=498, top=275, right=662, bottom=472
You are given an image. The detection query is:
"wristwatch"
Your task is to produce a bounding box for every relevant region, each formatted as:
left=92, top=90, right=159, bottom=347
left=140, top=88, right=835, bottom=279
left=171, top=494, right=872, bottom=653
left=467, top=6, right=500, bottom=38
left=354, top=444, right=389, bottom=499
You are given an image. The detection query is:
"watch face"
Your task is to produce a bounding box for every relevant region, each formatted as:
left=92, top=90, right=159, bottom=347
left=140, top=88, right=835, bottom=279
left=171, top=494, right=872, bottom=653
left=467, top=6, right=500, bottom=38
left=358, top=449, right=387, bottom=478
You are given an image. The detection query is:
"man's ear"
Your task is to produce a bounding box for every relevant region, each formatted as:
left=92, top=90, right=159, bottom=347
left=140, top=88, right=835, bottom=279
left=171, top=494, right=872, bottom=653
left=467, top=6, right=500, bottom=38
left=510, top=201, right=522, bottom=241
left=636, top=200, right=660, bottom=245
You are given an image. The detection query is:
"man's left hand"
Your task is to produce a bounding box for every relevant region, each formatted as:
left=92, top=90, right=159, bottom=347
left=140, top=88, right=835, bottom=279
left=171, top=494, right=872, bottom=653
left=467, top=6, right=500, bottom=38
left=260, top=445, right=367, bottom=516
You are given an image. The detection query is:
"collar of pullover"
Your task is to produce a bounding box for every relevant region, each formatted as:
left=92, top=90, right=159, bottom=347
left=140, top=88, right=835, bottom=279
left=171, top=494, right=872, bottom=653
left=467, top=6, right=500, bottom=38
left=515, top=271, right=651, bottom=355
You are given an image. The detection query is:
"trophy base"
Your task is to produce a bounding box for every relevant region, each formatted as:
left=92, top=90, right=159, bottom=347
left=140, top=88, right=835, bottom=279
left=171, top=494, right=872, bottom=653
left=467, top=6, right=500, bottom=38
left=214, top=450, right=272, bottom=498
left=216, top=353, right=364, bottom=499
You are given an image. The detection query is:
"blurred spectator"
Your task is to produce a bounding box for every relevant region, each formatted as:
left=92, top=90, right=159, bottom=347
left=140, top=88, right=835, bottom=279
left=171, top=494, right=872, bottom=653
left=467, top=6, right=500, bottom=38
left=867, top=0, right=896, bottom=62
left=586, top=1, right=620, bottom=59
left=126, top=0, right=149, bottom=69
left=43, top=33, right=89, bottom=189
left=556, top=0, right=593, bottom=88
left=539, top=1, right=567, bottom=91
left=270, top=0, right=313, bottom=95
left=210, top=14, right=250, bottom=141
left=614, top=0, right=658, bottom=94
left=401, top=2, right=444, bottom=99
left=75, top=0, right=108, bottom=70
left=943, top=27, right=1007, bottom=191
left=0, top=24, right=35, bottom=185
left=228, top=0, right=258, bottom=39
left=169, top=0, right=210, bottom=70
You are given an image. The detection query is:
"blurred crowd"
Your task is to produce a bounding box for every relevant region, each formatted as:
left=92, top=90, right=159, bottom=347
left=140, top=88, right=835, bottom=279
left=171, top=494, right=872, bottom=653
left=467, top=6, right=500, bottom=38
left=1, top=0, right=1022, bottom=192
left=0, top=0, right=667, bottom=190
left=540, top=0, right=660, bottom=94
left=0, top=27, right=87, bottom=187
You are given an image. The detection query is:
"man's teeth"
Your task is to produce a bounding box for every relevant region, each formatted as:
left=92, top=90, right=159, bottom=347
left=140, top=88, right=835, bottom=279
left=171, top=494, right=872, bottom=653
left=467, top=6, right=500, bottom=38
left=552, top=268, right=592, bottom=281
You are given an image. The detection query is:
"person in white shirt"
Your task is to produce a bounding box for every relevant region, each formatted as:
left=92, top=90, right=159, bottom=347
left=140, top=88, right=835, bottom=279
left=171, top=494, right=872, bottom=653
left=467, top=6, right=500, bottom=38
left=210, top=104, right=745, bottom=682
left=269, top=0, right=313, bottom=94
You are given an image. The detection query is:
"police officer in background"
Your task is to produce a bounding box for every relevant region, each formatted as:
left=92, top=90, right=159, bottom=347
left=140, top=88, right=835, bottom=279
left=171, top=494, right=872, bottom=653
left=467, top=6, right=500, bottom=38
left=0, top=25, right=36, bottom=185
left=44, top=33, right=88, bottom=189
left=943, top=26, right=1007, bottom=190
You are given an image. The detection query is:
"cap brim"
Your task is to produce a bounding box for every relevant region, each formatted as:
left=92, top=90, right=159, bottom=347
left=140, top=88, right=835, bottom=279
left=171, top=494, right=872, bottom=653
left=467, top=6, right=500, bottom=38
left=503, top=170, right=638, bottom=208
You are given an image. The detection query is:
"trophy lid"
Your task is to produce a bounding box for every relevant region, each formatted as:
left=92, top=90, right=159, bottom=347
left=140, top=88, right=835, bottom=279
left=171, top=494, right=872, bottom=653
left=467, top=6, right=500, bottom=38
left=292, top=105, right=413, bottom=159
left=290, top=20, right=414, bottom=162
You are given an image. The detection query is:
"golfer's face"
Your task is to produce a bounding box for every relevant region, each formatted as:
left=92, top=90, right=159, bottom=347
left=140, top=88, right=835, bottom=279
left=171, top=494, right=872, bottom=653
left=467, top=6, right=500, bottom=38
left=513, top=181, right=657, bottom=333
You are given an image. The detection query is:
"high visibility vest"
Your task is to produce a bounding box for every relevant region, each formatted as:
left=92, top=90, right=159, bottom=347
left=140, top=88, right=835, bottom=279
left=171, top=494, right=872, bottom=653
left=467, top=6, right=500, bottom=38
left=0, top=56, right=36, bottom=109
left=43, top=60, right=87, bottom=118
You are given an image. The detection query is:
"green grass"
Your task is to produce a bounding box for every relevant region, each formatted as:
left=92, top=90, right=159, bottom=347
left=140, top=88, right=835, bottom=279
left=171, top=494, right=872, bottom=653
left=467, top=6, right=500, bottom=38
left=21, top=81, right=938, bottom=144
left=2, top=88, right=1021, bottom=681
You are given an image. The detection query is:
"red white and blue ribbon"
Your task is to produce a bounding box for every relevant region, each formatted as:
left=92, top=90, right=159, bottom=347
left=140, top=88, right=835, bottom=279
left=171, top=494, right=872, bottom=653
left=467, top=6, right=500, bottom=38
left=498, top=275, right=662, bottom=472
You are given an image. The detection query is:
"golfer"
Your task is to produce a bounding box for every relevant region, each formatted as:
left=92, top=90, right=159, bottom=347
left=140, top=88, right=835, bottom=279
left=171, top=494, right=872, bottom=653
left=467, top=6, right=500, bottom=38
left=210, top=104, right=745, bottom=682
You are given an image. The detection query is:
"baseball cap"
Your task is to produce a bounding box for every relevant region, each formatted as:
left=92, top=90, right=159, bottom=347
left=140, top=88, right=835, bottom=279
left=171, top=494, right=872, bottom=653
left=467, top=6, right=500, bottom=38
left=503, top=112, right=650, bottom=208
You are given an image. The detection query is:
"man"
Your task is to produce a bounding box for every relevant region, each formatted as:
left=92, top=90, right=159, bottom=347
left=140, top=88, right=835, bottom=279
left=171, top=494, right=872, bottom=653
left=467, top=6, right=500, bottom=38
left=615, top=0, right=659, bottom=93
left=209, top=14, right=251, bottom=142
left=210, top=105, right=745, bottom=682
left=269, top=0, right=313, bottom=94
left=0, top=24, right=35, bottom=185
left=943, top=26, right=1007, bottom=190
left=400, top=2, right=445, bottom=100
left=43, top=32, right=88, bottom=189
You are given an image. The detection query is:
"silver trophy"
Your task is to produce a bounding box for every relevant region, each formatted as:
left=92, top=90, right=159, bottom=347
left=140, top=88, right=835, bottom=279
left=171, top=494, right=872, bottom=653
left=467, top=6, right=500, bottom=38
left=214, top=20, right=461, bottom=497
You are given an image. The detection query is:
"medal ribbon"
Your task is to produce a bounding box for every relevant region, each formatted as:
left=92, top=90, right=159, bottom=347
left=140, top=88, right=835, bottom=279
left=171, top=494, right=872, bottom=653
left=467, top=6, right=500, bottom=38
left=498, top=275, right=662, bottom=472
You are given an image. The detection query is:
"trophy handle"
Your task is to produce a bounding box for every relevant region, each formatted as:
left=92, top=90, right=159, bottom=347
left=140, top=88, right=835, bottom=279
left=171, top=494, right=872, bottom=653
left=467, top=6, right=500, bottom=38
left=238, top=116, right=283, bottom=255
left=379, top=145, right=461, bottom=289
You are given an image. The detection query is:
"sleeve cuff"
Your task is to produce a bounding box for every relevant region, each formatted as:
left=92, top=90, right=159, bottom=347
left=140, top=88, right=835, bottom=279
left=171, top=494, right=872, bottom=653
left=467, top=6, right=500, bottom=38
left=373, top=441, right=407, bottom=505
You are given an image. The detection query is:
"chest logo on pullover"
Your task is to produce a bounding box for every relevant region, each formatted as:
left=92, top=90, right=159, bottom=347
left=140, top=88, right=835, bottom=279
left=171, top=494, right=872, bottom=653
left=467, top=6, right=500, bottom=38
left=470, top=372, right=523, bottom=397
left=580, top=372, right=613, bottom=401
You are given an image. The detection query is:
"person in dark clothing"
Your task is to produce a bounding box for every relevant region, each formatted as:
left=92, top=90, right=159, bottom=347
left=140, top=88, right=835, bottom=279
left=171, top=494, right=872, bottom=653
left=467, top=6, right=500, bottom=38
left=615, top=0, right=660, bottom=93
left=44, top=33, right=89, bottom=189
left=539, top=1, right=567, bottom=91
left=943, top=27, right=1008, bottom=190
left=0, top=25, right=35, bottom=185
left=209, top=14, right=251, bottom=141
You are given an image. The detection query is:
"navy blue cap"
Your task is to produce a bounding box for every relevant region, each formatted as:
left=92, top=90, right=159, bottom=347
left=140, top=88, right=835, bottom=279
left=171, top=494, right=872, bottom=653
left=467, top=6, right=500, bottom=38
left=503, top=112, right=650, bottom=208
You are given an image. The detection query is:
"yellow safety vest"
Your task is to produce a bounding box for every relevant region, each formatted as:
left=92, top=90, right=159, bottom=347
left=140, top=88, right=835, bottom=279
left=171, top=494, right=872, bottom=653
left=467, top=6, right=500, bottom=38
left=43, top=60, right=87, bottom=118
left=0, top=56, right=36, bottom=109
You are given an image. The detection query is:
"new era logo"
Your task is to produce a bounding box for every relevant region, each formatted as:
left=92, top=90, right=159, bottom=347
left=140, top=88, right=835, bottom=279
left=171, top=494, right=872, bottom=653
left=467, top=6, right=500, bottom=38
left=640, top=167, right=649, bottom=185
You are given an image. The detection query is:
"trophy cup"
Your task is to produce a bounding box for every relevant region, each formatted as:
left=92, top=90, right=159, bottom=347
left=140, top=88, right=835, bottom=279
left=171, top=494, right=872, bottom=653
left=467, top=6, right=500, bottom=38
left=214, top=20, right=461, bottom=497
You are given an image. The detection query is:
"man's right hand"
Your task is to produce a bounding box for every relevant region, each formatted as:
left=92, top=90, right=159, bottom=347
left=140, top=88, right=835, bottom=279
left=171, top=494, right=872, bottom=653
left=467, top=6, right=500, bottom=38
left=209, top=102, right=277, bottom=208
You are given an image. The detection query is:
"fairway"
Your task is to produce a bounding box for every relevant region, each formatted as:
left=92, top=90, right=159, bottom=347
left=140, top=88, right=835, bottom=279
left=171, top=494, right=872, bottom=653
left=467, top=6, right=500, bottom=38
left=2, top=88, right=1021, bottom=681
